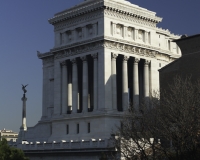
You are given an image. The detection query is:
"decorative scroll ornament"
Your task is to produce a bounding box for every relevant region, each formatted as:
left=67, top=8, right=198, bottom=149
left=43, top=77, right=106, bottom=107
left=144, top=60, right=151, bottom=65
left=71, top=58, right=77, bottom=64
left=123, top=55, right=129, bottom=61
left=80, top=56, right=87, bottom=61
left=60, top=61, right=67, bottom=66
left=111, top=52, right=118, bottom=59
left=91, top=53, right=98, bottom=59
left=134, top=58, right=140, bottom=63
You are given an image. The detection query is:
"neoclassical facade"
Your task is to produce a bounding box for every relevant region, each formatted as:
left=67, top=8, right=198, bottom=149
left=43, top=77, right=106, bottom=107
left=18, top=0, right=181, bottom=155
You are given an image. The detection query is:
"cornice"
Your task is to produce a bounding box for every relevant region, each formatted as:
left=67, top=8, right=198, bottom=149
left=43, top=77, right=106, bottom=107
left=37, top=51, right=53, bottom=59
left=104, top=9, right=156, bottom=28
left=104, top=1, right=162, bottom=24
left=49, top=0, right=161, bottom=26
left=49, top=1, right=104, bottom=25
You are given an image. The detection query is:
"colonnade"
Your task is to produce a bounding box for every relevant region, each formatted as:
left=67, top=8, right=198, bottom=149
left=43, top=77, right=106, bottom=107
left=59, top=53, right=150, bottom=114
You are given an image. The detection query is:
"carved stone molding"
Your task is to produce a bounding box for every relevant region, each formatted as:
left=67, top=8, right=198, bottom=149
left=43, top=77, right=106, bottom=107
left=103, top=40, right=158, bottom=58
left=54, top=10, right=102, bottom=31
left=49, top=1, right=104, bottom=25
left=91, top=53, right=98, bottom=59
left=104, top=36, right=158, bottom=50
left=144, top=60, right=151, bottom=65
left=39, top=37, right=175, bottom=63
left=123, top=55, right=129, bottom=61
left=70, top=58, right=77, bottom=64
left=134, top=58, right=140, bottom=63
left=80, top=56, right=87, bottom=61
left=111, top=52, right=118, bottom=59
left=104, top=9, right=157, bottom=28
left=60, top=61, right=67, bottom=66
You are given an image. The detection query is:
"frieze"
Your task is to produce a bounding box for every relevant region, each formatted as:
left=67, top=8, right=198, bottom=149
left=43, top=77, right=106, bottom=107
left=103, top=40, right=158, bottom=58
left=54, top=41, right=104, bottom=60
left=104, top=36, right=158, bottom=50
left=40, top=36, right=176, bottom=62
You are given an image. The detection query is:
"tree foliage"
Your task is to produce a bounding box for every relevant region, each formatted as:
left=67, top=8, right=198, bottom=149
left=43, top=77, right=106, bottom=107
left=115, top=77, right=200, bottom=160
left=0, top=138, right=29, bottom=160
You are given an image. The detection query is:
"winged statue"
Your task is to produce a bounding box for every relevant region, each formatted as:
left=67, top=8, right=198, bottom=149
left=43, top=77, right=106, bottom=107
left=22, top=84, right=28, bottom=94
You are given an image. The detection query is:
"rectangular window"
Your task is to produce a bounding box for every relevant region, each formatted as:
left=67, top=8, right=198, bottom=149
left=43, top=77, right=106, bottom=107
left=66, top=125, right=69, bottom=134
left=77, top=124, right=79, bottom=134
left=88, top=123, right=90, bottom=133
left=159, top=63, right=161, bottom=67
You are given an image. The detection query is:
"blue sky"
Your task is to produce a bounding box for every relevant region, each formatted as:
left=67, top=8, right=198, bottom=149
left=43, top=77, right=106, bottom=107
left=0, top=0, right=199, bottom=132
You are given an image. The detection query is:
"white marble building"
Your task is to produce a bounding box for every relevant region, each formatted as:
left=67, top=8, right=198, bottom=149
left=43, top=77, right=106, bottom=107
left=17, top=0, right=181, bottom=157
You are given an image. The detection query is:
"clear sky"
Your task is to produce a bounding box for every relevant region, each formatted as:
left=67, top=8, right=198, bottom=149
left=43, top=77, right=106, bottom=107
left=0, top=0, right=199, bottom=132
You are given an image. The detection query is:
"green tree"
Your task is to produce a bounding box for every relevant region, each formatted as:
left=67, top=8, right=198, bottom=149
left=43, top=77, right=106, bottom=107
left=0, top=138, right=29, bottom=160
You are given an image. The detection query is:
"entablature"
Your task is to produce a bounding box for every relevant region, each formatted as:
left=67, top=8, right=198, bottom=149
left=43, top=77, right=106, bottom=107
left=38, top=36, right=179, bottom=64
left=49, top=1, right=104, bottom=25
left=49, top=0, right=162, bottom=26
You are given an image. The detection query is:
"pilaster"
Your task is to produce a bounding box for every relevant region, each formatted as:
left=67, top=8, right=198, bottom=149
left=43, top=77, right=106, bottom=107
left=61, top=61, right=68, bottom=115
left=91, top=53, right=98, bottom=111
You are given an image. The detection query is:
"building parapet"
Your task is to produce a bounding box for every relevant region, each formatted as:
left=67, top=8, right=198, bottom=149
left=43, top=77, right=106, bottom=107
left=156, top=27, right=180, bottom=38
left=17, top=138, right=114, bottom=151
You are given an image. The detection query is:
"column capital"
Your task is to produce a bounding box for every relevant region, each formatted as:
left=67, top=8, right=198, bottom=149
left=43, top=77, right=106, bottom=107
left=134, top=58, right=140, bottom=63
left=70, top=58, right=77, bottom=64
left=111, top=53, right=118, bottom=59
left=144, top=59, right=151, bottom=65
left=91, top=53, right=98, bottom=59
left=60, top=61, right=67, bottom=66
left=80, top=56, right=87, bottom=61
left=123, top=55, right=129, bottom=61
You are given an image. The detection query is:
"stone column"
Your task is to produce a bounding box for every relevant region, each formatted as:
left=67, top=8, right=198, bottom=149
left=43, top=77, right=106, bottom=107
left=68, top=67, right=72, bottom=113
left=122, top=55, right=129, bottom=111
left=71, top=58, right=78, bottom=113
left=61, top=61, right=68, bottom=114
left=145, top=31, right=148, bottom=44
left=92, top=53, right=98, bottom=111
left=111, top=53, right=118, bottom=110
left=21, top=94, right=27, bottom=131
left=144, top=60, right=150, bottom=102
left=81, top=56, right=88, bottom=113
left=133, top=58, right=140, bottom=110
